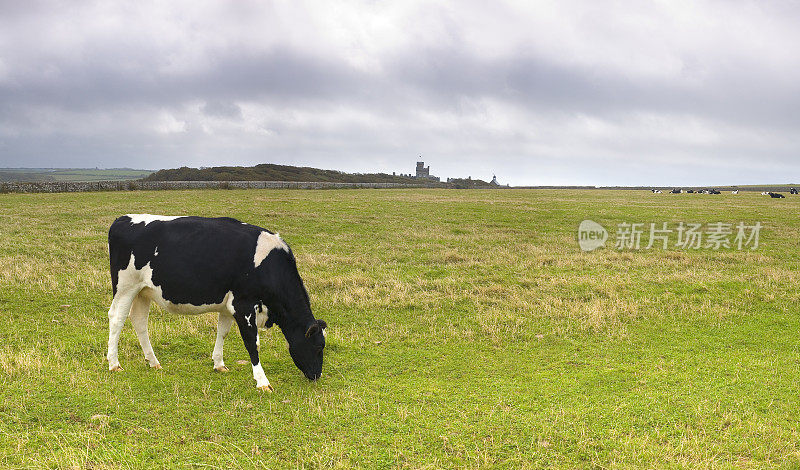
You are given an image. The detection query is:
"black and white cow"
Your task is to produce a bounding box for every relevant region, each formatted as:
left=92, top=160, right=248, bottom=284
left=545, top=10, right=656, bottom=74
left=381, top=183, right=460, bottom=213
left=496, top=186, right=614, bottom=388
left=106, top=214, right=327, bottom=391
left=769, top=192, right=785, bottom=198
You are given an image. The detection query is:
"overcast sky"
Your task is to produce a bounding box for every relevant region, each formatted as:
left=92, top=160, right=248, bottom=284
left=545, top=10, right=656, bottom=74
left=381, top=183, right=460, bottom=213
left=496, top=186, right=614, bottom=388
left=1, top=1, right=799, bottom=186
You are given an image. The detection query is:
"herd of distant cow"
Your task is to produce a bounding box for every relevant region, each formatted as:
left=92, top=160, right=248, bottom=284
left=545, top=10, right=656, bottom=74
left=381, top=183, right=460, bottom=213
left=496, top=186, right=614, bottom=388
left=650, top=188, right=798, bottom=198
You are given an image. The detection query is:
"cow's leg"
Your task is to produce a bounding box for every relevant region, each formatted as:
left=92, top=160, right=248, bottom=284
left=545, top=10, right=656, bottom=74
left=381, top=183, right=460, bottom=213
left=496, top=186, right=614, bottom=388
left=233, top=302, right=273, bottom=391
left=212, top=311, right=234, bottom=372
left=129, top=293, right=161, bottom=369
left=106, top=287, right=139, bottom=371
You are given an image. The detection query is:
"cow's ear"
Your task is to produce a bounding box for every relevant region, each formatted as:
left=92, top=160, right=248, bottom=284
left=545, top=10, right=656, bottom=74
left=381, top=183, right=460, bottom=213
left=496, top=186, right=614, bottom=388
left=317, top=319, right=327, bottom=330
left=305, top=323, right=320, bottom=338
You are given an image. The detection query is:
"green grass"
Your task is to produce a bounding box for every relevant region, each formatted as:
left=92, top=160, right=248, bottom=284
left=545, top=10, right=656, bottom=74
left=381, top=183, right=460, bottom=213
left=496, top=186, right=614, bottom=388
left=0, top=168, right=153, bottom=182
left=1, top=189, right=800, bottom=468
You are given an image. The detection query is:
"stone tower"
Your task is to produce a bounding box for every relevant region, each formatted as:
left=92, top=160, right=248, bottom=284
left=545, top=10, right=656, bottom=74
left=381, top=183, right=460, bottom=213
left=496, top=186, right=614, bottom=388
left=415, top=161, right=430, bottom=178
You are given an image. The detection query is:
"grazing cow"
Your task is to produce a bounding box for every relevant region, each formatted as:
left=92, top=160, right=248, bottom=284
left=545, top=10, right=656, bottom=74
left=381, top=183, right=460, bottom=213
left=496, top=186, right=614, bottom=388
left=732, top=190, right=739, bottom=194
left=791, top=188, right=798, bottom=194
left=769, top=192, right=785, bottom=198
left=709, top=189, right=721, bottom=194
left=651, top=189, right=662, bottom=194
left=686, top=189, right=695, bottom=193
left=106, top=214, right=327, bottom=391
left=670, top=189, right=681, bottom=194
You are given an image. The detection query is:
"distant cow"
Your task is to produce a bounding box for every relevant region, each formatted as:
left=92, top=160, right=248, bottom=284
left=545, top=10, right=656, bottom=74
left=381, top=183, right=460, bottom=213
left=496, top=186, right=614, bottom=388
left=651, top=189, right=662, bottom=194
left=670, top=189, right=682, bottom=194
left=769, top=192, right=785, bottom=198
left=106, top=215, right=327, bottom=391
left=686, top=189, right=695, bottom=193
left=791, top=188, right=798, bottom=194
left=731, top=190, right=739, bottom=194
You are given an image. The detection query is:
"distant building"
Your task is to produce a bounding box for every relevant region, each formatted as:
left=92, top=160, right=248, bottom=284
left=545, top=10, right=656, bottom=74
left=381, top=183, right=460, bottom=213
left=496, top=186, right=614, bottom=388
left=415, top=161, right=429, bottom=178
left=413, top=160, right=440, bottom=181
left=490, top=175, right=498, bottom=185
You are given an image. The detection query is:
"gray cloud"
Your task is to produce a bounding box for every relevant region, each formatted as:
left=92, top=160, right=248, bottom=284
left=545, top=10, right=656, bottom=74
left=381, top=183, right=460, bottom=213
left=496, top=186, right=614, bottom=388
left=202, top=101, right=242, bottom=120
left=1, top=0, right=800, bottom=185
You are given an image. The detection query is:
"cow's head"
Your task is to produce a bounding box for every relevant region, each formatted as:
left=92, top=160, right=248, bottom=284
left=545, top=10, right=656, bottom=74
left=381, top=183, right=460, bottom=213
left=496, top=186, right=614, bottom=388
left=287, top=319, right=327, bottom=380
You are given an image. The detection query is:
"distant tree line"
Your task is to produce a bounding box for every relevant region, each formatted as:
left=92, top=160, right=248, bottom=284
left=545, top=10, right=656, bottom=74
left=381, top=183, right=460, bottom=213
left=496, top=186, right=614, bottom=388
left=445, top=178, right=497, bottom=189
left=143, top=164, right=421, bottom=184
left=143, top=163, right=497, bottom=188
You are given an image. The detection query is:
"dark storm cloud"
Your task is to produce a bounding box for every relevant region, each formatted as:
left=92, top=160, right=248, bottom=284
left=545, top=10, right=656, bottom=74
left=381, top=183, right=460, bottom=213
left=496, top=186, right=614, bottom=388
left=1, top=0, right=800, bottom=185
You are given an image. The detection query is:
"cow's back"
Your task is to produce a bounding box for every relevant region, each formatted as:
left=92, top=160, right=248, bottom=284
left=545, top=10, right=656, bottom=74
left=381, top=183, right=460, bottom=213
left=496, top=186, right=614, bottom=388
left=108, top=215, right=263, bottom=305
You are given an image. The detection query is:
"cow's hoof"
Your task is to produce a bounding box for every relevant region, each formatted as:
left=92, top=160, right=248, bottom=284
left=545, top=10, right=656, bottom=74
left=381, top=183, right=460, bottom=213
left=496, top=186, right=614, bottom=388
left=258, top=384, right=274, bottom=392
left=151, top=364, right=162, bottom=370
left=110, top=365, right=123, bottom=372
left=214, top=366, right=229, bottom=373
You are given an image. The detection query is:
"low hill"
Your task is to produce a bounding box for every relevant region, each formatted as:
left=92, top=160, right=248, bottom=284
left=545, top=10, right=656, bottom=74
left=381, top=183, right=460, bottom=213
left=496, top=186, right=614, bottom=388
left=143, top=163, right=497, bottom=188
left=143, top=163, right=425, bottom=184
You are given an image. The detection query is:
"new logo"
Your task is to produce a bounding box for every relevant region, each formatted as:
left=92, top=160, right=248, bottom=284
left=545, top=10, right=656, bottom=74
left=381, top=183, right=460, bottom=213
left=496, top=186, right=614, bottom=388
left=578, top=220, right=608, bottom=252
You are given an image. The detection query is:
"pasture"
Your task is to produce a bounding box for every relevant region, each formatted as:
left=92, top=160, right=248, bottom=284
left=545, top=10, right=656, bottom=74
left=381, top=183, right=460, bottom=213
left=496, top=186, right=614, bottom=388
left=1, top=188, right=799, bottom=468
left=0, top=168, right=153, bottom=183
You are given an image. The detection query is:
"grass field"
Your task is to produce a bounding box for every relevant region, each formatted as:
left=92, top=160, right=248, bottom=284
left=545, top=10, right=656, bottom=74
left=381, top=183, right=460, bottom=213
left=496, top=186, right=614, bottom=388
left=1, top=188, right=800, bottom=468
left=0, top=168, right=153, bottom=182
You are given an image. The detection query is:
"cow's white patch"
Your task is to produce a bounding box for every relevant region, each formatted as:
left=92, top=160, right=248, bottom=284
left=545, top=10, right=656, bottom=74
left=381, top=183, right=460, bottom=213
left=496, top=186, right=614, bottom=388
left=245, top=314, right=253, bottom=327
left=212, top=311, right=234, bottom=370
left=153, top=246, right=159, bottom=257
left=253, top=231, right=288, bottom=267
left=252, top=362, right=270, bottom=388
left=322, top=328, right=327, bottom=338
left=145, top=287, right=235, bottom=316
left=127, top=214, right=185, bottom=225
left=107, top=253, right=143, bottom=369
left=115, top=253, right=141, bottom=295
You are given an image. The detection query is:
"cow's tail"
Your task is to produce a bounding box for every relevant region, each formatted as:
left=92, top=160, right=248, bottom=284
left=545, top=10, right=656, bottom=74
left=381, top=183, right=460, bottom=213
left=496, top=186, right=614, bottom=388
left=107, top=217, right=129, bottom=296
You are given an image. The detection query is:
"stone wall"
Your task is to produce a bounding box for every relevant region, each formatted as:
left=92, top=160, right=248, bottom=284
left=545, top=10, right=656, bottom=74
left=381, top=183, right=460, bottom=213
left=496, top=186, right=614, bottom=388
left=0, top=180, right=427, bottom=193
